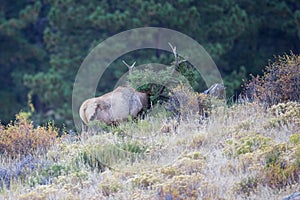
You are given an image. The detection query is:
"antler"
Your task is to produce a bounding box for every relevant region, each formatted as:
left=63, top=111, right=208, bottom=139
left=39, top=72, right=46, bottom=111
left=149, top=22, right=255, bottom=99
left=168, top=42, right=178, bottom=66
left=156, top=43, right=187, bottom=98
left=168, top=42, right=186, bottom=74
left=122, top=60, right=136, bottom=74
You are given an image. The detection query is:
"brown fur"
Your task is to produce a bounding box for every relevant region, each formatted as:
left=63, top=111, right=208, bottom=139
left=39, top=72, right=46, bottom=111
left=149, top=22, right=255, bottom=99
left=79, top=86, right=148, bottom=130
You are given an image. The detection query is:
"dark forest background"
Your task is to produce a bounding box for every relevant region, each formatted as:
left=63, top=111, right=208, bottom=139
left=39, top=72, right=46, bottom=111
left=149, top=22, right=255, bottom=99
left=0, top=0, right=299, bottom=128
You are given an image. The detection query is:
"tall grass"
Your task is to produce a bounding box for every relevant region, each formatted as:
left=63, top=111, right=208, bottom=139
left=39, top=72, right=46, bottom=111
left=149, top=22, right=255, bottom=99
left=1, top=52, right=299, bottom=199
left=0, top=100, right=298, bottom=199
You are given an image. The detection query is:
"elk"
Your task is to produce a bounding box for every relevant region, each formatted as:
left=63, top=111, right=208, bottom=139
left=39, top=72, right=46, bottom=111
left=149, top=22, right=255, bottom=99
left=79, top=43, right=185, bottom=131
left=79, top=86, right=148, bottom=131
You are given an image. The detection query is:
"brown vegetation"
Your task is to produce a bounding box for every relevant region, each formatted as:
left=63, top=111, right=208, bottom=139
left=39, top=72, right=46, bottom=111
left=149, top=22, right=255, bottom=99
left=0, top=112, right=58, bottom=158
left=245, top=52, right=300, bottom=106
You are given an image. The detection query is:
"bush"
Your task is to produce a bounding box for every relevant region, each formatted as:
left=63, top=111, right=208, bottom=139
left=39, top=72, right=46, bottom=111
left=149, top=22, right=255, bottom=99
left=29, top=164, right=71, bottom=187
left=0, top=112, right=58, bottom=158
left=166, top=84, right=202, bottom=120
left=267, top=101, right=300, bottom=128
left=166, top=84, right=219, bottom=121
left=234, top=176, right=259, bottom=196
left=127, top=64, right=189, bottom=105
left=224, top=134, right=272, bottom=158
left=245, top=52, right=300, bottom=106
left=232, top=139, right=300, bottom=195
left=262, top=145, right=299, bottom=189
left=158, top=175, right=202, bottom=200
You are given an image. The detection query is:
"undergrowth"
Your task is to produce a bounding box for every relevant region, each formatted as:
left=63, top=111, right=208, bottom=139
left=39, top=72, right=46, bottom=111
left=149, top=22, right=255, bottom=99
left=0, top=52, right=299, bottom=199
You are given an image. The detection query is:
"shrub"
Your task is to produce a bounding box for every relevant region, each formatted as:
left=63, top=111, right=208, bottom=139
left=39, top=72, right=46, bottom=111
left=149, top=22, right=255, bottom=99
left=29, top=164, right=71, bottom=187
left=127, top=44, right=197, bottom=106
left=224, top=133, right=272, bottom=158
left=290, top=133, right=300, bottom=146
left=158, top=174, right=202, bottom=200
left=166, top=84, right=213, bottom=120
left=262, top=147, right=299, bottom=189
left=268, top=101, right=300, bottom=127
left=0, top=112, right=58, bottom=158
left=133, top=172, right=162, bottom=188
left=166, top=84, right=201, bottom=120
left=245, top=52, right=300, bottom=106
left=99, top=179, right=123, bottom=197
left=127, top=64, right=189, bottom=104
left=234, top=176, right=259, bottom=196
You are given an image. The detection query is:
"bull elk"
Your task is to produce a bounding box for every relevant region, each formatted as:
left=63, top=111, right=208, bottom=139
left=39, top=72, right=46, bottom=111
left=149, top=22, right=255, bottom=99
left=79, top=86, right=148, bottom=131
left=79, top=43, right=185, bottom=131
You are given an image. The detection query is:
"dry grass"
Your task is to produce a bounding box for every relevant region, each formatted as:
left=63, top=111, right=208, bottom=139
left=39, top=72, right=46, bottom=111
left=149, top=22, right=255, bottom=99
left=0, top=101, right=299, bottom=200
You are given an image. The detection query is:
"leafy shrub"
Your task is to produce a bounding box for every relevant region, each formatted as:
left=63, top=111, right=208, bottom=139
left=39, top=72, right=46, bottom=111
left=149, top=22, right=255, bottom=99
left=262, top=146, right=299, bottom=189
left=267, top=101, right=300, bottom=127
left=127, top=43, right=197, bottom=106
left=224, top=134, right=272, bottom=158
left=231, top=143, right=299, bottom=196
left=0, top=112, right=58, bottom=158
left=245, top=52, right=300, bottom=106
left=127, top=64, right=190, bottom=104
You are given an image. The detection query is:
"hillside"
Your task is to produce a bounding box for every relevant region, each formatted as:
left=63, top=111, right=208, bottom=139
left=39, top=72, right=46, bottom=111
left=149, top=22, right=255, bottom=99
left=0, top=100, right=299, bottom=200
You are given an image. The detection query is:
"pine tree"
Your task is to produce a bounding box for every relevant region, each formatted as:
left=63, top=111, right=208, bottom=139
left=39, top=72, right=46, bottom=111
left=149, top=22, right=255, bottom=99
left=0, top=0, right=48, bottom=123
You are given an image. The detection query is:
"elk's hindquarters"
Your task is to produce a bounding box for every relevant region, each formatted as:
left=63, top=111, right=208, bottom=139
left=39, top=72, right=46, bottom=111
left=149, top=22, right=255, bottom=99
left=79, top=86, right=148, bottom=131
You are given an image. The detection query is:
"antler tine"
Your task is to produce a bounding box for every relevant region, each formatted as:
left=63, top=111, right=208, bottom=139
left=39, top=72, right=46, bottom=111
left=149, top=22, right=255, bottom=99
left=122, top=60, right=136, bottom=74
left=156, top=42, right=187, bottom=99
left=168, top=42, right=179, bottom=67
